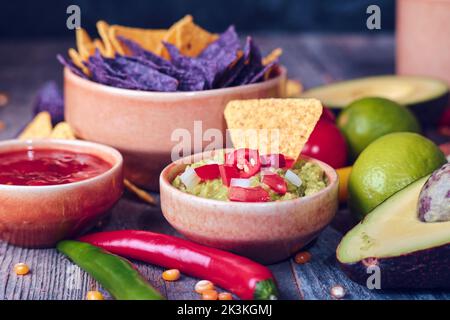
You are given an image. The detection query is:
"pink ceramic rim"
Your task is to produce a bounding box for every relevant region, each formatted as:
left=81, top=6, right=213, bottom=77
left=160, top=149, right=339, bottom=209
left=65, top=66, right=287, bottom=101
left=0, top=139, right=123, bottom=190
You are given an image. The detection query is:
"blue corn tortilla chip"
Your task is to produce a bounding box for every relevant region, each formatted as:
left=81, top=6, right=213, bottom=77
left=113, top=56, right=178, bottom=92
left=199, top=26, right=240, bottom=61
left=119, top=37, right=195, bottom=89
left=249, top=60, right=278, bottom=84
left=59, top=24, right=280, bottom=92
left=87, top=50, right=178, bottom=92
left=217, top=51, right=246, bottom=88
left=164, top=42, right=215, bottom=90
left=229, top=37, right=264, bottom=86
left=33, top=81, right=64, bottom=125
left=57, top=54, right=88, bottom=79
left=118, top=36, right=172, bottom=69
left=199, top=26, right=241, bottom=88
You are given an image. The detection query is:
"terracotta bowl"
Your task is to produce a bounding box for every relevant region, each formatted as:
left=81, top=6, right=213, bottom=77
left=0, top=139, right=123, bottom=248
left=64, top=67, right=287, bottom=191
left=160, top=150, right=339, bottom=264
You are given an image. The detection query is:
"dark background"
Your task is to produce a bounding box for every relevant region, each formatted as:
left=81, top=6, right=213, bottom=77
left=0, top=0, right=394, bottom=39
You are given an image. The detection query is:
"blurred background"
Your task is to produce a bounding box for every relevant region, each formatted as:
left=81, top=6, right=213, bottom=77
left=0, top=0, right=394, bottom=39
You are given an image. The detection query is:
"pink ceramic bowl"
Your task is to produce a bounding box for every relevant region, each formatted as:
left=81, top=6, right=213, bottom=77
left=0, top=139, right=123, bottom=248
left=65, top=67, right=287, bottom=191
left=160, top=150, right=338, bottom=264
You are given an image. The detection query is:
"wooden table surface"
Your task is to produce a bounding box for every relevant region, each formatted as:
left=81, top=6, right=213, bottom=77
left=0, top=34, right=449, bottom=300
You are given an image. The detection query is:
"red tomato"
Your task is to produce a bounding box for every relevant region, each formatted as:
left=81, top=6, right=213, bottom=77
left=194, top=164, right=220, bottom=181
left=260, top=153, right=286, bottom=168
left=438, top=107, right=450, bottom=127
left=225, top=149, right=261, bottom=178
left=301, top=119, right=348, bottom=169
left=262, top=174, right=287, bottom=195
left=228, top=186, right=270, bottom=202
left=439, top=142, right=450, bottom=157
left=283, top=156, right=295, bottom=169
left=320, top=107, right=336, bottom=123
left=219, top=165, right=240, bottom=186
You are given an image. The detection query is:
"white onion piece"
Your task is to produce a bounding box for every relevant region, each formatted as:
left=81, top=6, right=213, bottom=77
left=180, top=167, right=200, bottom=190
left=285, top=170, right=302, bottom=187
left=260, top=167, right=276, bottom=176
left=230, top=178, right=252, bottom=188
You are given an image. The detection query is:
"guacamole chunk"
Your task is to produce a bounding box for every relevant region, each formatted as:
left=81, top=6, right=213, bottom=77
left=172, top=149, right=327, bottom=202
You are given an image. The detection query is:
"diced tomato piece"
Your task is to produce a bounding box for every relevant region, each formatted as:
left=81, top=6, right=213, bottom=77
left=219, top=165, right=240, bottom=186
left=261, top=174, right=287, bottom=195
left=283, top=156, right=295, bottom=169
left=194, top=164, right=221, bottom=181
left=224, top=148, right=261, bottom=178
left=228, top=186, right=270, bottom=202
left=260, top=154, right=286, bottom=168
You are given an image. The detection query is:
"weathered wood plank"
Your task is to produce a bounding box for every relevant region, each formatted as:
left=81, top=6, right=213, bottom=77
left=2, top=34, right=448, bottom=301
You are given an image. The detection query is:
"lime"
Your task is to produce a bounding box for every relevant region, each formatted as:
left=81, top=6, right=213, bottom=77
left=337, top=97, right=421, bottom=160
left=348, top=132, right=446, bottom=219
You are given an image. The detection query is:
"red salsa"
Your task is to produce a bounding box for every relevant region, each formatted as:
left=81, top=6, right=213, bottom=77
left=0, top=148, right=112, bottom=186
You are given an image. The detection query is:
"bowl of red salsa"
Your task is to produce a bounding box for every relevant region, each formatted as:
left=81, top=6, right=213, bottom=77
left=0, top=139, right=123, bottom=247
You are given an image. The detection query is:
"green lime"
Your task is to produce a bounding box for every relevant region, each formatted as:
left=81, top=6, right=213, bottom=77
left=348, top=132, right=446, bottom=219
left=337, top=97, right=421, bottom=160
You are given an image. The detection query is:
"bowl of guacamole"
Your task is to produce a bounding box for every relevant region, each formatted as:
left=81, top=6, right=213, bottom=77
left=160, top=148, right=338, bottom=264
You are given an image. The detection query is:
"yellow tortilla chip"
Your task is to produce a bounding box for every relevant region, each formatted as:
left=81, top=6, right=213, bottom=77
left=157, top=15, right=218, bottom=58
left=109, top=25, right=166, bottom=55
left=285, top=79, right=303, bottom=98
left=263, top=48, right=283, bottom=65
left=49, top=122, right=76, bottom=140
left=93, top=39, right=107, bottom=56
left=176, top=19, right=218, bottom=57
left=19, top=111, right=53, bottom=140
left=157, top=15, right=193, bottom=58
left=224, top=99, right=323, bottom=159
left=124, top=179, right=157, bottom=205
left=96, top=21, right=115, bottom=58
left=68, top=48, right=91, bottom=76
left=76, top=28, right=96, bottom=60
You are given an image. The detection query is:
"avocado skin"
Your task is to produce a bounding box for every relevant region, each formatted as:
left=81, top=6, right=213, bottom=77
left=329, top=91, right=449, bottom=128
left=339, top=243, right=450, bottom=289
left=408, top=91, right=449, bottom=128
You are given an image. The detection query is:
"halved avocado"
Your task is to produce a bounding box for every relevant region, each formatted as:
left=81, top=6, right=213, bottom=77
left=302, top=75, right=449, bottom=127
left=337, top=175, right=450, bottom=289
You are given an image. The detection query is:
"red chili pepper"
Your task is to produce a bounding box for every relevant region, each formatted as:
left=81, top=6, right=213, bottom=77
left=219, top=164, right=240, bottom=186
left=194, top=164, right=220, bottom=181
left=262, top=174, right=287, bottom=195
left=225, top=148, right=261, bottom=178
left=260, top=153, right=286, bottom=168
left=78, top=230, right=278, bottom=300
left=228, top=186, right=270, bottom=202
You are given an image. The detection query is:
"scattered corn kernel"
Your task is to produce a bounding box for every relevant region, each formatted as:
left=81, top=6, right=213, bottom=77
left=294, top=251, right=311, bottom=264
left=14, top=263, right=30, bottom=275
left=202, top=289, right=218, bottom=300
left=86, top=290, right=104, bottom=300
left=218, top=292, right=233, bottom=300
left=330, top=285, right=346, bottom=299
left=162, top=269, right=181, bottom=281
left=195, top=280, right=215, bottom=294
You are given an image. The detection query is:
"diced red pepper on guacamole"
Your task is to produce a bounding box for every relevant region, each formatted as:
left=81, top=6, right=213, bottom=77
left=172, top=148, right=327, bottom=202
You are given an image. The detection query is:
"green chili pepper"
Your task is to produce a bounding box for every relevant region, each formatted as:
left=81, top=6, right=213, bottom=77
left=57, top=240, right=164, bottom=300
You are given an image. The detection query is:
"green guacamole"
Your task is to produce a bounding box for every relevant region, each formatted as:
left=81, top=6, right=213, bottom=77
left=172, top=154, right=328, bottom=202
